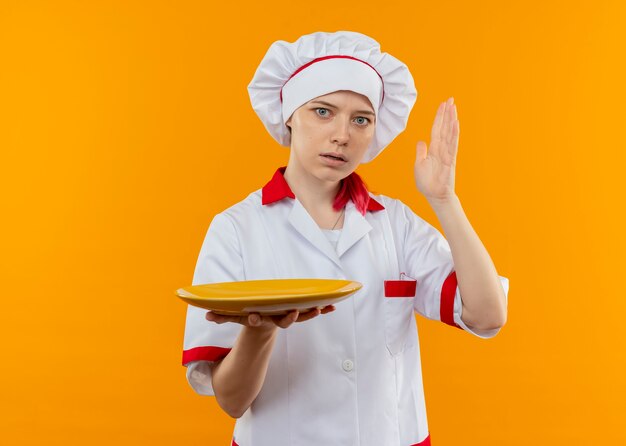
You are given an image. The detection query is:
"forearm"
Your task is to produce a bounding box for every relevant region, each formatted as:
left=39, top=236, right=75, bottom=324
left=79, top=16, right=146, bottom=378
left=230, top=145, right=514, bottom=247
left=211, top=326, right=278, bottom=418
left=430, top=194, right=507, bottom=329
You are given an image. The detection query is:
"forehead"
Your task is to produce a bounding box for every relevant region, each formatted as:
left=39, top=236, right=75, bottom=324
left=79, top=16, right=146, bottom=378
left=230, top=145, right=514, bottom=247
left=307, top=90, right=374, bottom=111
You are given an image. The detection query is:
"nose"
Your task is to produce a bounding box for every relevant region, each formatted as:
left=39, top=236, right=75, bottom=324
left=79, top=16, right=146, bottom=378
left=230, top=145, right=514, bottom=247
left=331, top=116, right=350, bottom=146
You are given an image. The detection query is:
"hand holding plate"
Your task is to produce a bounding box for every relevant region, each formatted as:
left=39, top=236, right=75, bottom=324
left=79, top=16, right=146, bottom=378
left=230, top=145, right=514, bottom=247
left=205, top=305, right=336, bottom=330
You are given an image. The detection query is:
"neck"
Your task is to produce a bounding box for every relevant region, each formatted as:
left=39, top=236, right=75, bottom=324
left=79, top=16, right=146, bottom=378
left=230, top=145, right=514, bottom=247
left=283, top=162, right=343, bottom=211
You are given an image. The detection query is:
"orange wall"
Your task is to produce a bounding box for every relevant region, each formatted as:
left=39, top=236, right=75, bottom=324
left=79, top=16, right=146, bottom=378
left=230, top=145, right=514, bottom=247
left=1, top=1, right=625, bottom=444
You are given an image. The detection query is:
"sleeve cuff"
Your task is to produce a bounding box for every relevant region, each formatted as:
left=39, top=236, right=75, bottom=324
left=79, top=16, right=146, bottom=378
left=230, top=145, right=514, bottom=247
left=454, top=275, right=509, bottom=339
left=182, top=345, right=232, bottom=366
left=186, top=360, right=215, bottom=396
left=442, top=272, right=509, bottom=339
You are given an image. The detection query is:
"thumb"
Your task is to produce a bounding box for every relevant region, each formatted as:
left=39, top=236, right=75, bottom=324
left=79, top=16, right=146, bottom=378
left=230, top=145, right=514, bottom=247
left=248, top=313, right=261, bottom=326
left=416, top=141, right=428, bottom=162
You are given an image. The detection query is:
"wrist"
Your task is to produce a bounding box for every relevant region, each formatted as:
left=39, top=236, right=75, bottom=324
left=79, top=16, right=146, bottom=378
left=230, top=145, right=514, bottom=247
left=241, top=324, right=278, bottom=342
left=428, top=194, right=460, bottom=213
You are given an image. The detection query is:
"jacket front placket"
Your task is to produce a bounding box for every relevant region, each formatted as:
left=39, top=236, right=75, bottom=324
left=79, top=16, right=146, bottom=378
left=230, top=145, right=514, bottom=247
left=287, top=198, right=373, bottom=271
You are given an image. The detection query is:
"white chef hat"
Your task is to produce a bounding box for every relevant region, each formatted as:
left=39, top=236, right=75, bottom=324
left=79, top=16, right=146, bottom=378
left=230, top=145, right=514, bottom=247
left=247, top=31, right=417, bottom=163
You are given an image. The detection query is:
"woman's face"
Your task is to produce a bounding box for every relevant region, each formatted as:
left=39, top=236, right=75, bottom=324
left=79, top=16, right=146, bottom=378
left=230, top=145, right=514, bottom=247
left=285, top=90, right=376, bottom=183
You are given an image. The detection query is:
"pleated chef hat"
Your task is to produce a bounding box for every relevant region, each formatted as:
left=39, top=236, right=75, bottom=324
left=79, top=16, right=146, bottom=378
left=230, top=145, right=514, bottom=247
left=247, top=31, right=417, bottom=163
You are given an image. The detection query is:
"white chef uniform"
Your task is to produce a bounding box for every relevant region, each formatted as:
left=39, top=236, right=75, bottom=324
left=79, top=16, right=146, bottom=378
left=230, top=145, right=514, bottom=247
left=182, top=166, right=510, bottom=446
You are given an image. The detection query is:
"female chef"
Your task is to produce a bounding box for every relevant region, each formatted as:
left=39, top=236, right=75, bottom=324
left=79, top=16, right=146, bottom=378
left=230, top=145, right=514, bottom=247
left=182, top=31, right=509, bottom=446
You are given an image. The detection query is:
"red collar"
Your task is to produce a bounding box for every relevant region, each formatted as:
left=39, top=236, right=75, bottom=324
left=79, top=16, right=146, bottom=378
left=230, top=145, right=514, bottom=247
left=262, top=166, right=385, bottom=211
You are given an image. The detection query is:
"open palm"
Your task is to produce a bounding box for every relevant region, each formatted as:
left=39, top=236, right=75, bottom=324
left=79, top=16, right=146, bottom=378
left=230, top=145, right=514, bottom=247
left=414, top=97, right=459, bottom=204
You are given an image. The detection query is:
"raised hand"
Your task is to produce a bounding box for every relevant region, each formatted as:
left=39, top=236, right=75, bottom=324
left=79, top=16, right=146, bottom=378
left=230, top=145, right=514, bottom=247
left=414, top=97, right=459, bottom=205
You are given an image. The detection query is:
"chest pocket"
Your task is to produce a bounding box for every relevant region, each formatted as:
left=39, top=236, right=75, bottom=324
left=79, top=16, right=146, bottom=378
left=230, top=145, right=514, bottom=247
left=383, top=276, right=418, bottom=356
left=384, top=277, right=417, bottom=297
left=378, top=211, right=418, bottom=356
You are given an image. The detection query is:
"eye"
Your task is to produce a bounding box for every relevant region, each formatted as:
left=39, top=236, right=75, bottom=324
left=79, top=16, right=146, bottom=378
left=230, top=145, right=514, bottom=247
left=354, top=116, right=371, bottom=126
left=315, top=108, right=330, bottom=117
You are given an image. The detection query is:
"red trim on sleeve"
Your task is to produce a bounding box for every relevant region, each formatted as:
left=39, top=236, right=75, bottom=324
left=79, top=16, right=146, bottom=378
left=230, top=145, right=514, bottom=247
left=182, top=346, right=231, bottom=366
left=440, top=271, right=462, bottom=329
left=411, top=433, right=431, bottom=445
left=232, top=439, right=238, bottom=446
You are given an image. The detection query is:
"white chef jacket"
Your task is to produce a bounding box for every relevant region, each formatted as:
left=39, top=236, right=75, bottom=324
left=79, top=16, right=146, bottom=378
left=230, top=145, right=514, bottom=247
left=182, top=167, right=510, bottom=446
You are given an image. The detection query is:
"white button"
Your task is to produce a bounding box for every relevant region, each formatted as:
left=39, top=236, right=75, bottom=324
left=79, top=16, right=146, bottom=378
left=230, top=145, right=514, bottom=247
left=342, top=359, right=354, bottom=372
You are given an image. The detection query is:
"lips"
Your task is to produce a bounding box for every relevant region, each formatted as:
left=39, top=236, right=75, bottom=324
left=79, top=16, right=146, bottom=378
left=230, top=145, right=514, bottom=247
left=320, top=152, right=347, bottom=161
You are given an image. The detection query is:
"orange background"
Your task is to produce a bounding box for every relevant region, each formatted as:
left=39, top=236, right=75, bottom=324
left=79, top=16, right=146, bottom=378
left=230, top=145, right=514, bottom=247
left=1, top=1, right=625, bottom=444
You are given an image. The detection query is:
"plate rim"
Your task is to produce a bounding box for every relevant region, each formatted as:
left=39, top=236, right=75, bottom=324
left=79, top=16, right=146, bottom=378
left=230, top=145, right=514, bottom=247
left=176, top=278, right=363, bottom=302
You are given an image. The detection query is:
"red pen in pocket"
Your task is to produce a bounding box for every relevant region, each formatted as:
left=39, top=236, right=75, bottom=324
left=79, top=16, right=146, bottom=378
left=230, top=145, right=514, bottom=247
left=384, top=272, right=418, bottom=297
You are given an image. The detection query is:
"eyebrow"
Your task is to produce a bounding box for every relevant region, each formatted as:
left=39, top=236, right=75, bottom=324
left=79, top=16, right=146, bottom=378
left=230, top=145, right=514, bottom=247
left=310, top=100, right=376, bottom=116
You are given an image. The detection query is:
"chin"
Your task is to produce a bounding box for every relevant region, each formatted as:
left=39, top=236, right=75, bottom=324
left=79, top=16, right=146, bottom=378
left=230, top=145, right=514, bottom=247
left=317, top=167, right=351, bottom=183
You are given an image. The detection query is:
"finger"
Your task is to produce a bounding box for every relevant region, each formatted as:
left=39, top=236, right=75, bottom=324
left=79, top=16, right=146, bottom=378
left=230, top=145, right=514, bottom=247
left=443, top=100, right=459, bottom=162
left=206, top=311, right=225, bottom=323
left=440, top=97, right=454, bottom=146
left=296, top=308, right=321, bottom=322
left=205, top=311, right=238, bottom=325
left=450, top=118, right=459, bottom=157
left=247, top=313, right=262, bottom=327
left=430, top=100, right=449, bottom=159
left=431, top=102, right=445, bottom=143
left=320, top=305, right=336, bottom=314
left=446, top=103, right=458, bottom=147
left=276, top=310, right=299, bottom=328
